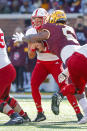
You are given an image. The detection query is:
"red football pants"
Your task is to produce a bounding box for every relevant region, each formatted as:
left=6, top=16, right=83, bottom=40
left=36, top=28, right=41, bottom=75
left=31, top=59, right=81, bottom=114
left=0, top=64, right=16, bottom=99
left=61, top=52, right=87, bottom=96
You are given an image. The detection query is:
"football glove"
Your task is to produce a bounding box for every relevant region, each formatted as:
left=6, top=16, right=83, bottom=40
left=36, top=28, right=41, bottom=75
left=58, top=73, right=67, bottom=83
left=58, top=68, right=69, bottom=83
left=12, top=32, right=24, bottom=43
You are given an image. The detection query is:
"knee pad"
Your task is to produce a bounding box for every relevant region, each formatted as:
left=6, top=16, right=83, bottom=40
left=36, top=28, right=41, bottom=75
left=3, top=96, right=17, bottom=108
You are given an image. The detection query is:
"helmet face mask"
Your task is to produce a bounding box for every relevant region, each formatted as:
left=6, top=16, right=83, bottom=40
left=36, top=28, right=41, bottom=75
left=31, top=17, right=44, bottom=30
left=49, top=10, right=67, bottom=24
left=31, top=8, right=48, bottom=30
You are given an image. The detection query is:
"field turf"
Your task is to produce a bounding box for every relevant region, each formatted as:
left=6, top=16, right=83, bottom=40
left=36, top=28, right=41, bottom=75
left=0, top=97, right=87, bottom=131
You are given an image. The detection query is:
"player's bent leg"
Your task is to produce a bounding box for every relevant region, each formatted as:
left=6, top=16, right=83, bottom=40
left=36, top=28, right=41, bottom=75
left=60, top=84, right=84, bottom=122
left=51, top=92, right=83, bottom=122
left=51, top=83, right=79, bottom=115
left=51, top=82, right=71, bottom=115
left=51, top=66, right=82, bottom=118
left=31, top=62, right=48, bottom=122
left=31, top=82, right=46, bottom=122
left=3, top=96, right=31, bottom=122
left=67, top=94, right=83, bottom=122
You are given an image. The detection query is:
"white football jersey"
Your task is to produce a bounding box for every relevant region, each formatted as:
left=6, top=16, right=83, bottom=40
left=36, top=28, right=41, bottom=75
left=26, top=27, right=59, bottom=61
left=0, top=28, right=11, bottom=69
left=61, top=44, right=87, bottom=64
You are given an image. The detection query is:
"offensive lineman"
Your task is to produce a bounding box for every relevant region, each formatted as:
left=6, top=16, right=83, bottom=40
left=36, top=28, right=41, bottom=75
left=0, top=28, right=31, bottom=125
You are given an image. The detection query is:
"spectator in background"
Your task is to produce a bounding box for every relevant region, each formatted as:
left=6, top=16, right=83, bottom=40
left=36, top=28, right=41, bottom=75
left=0, top=0, right=83, bottom=14
left=32, top=0, right=41, bottom=8
left=41, top=0, right=50, bottom=10
left=23, top=22, right=37, bottom=92
left=66, top=0, right=82, bottom=13
left=0, top=0, right=10, bottom=13
left=74, top=16, right=87, bottom=46
left=23, top=52, right=37, bottom=92
left=48, top=0, right=59, bottom=14
left=19, top=0, right=36, bottom=14
left=10, top=0, right=20, bottom=13
left=8, top=27, right=28, bottom=92
left=81, top=0, right=87, bottom=14
left=58, top=0, right=67, bottom=11
left=23, top=25, right=37, bottom=92
left=84, top=14, right=87, bottom=27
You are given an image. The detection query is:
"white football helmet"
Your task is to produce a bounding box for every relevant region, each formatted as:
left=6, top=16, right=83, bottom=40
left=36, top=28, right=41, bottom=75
left=31, top=8, right=48, bottom=30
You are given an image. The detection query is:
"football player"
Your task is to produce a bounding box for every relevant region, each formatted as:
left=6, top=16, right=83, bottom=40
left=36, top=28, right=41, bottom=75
left=0, top=28, right=31, bottom=125
left=12, top=8, right=87, bottom=123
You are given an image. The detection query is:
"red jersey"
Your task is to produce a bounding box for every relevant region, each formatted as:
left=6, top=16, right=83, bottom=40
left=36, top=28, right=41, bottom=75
left=41, top=23, right=79, bottom=59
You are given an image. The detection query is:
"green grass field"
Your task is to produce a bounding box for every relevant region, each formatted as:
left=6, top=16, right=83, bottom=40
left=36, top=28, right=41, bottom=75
left=0, top=98, right=87, bottom=131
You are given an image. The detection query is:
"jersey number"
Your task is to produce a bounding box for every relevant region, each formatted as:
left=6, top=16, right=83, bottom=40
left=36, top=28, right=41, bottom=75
left=0, top=33, right=5, bottom=48
left=62, top=26, right=78, bottom=43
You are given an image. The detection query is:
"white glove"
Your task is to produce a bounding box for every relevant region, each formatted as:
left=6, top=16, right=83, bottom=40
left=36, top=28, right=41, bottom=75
left=12, top=32, right=24, bottom=43
left=58, top=73, right=67, bottom=83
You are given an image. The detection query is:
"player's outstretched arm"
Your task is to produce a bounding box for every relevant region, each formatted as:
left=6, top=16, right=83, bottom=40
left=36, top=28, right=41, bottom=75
left=22, top=30, right=50, bottom=43
left=12, top=30, right=49, bottom=45
left=12, top=32, right=24, bottom=43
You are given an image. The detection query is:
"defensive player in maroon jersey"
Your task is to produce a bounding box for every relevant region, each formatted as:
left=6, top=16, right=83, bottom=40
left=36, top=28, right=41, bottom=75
left=0, top=28, right=31, bottom=125
left=12, top=9, right=87, bottom=123
left=48, top=10, right=87, bottom=124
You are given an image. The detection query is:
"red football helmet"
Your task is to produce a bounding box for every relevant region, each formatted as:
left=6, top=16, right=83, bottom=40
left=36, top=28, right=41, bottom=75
left=31, top=8, right=48, bottom=30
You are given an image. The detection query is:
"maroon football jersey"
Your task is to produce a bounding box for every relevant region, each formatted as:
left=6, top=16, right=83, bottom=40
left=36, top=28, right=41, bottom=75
left=41, top=23, right=79, bottom=59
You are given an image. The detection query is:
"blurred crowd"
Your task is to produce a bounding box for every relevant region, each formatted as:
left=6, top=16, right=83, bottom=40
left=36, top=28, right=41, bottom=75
left=0, top=0, right=87, bottom=14
left=7, top=27, right=37, bottom=92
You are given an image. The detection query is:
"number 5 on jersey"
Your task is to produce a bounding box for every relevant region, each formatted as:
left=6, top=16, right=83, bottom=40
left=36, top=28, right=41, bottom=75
left=0, top=29, right=5, bottom=48
left=62, top=26, right=78, bottom=43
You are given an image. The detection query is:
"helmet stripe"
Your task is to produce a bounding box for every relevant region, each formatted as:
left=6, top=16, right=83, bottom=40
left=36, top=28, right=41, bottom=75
left=34, top=9, right=39, bottom=17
